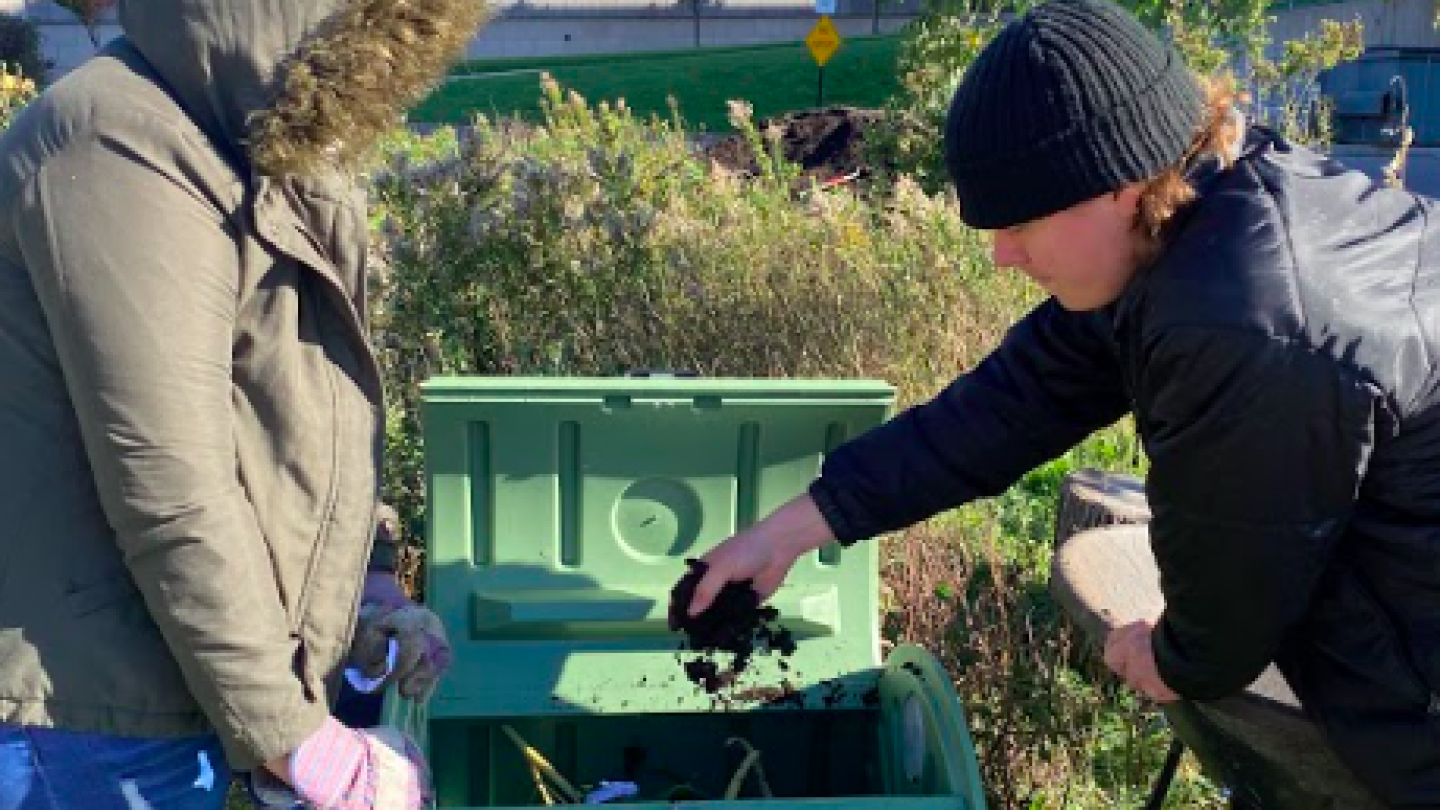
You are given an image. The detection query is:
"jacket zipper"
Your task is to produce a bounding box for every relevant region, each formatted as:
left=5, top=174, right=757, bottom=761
left=290, top=296, right=345, bottom=634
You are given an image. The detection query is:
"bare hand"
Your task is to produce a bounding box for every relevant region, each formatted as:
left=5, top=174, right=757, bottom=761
left=686, top=493, right=836, bottom=617
left=1103, top=620, right=1180, bottom=704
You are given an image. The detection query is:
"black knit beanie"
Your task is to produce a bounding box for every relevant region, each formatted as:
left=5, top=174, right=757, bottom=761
left=944, top=0, right=1203, bottom=229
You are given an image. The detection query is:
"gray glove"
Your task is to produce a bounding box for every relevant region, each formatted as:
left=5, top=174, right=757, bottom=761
left=349, top=601, right=453, bottom=701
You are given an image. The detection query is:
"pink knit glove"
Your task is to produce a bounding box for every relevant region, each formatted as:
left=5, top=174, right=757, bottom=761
left=290, top=717, right=430, bottom=810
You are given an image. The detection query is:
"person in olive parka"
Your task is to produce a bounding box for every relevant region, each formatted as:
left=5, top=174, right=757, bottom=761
left=0, top=0, right=485, bottom=807
left=685, top=0, right=1440, bottom=805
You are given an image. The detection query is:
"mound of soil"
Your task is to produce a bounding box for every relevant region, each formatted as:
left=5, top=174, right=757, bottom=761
left=668, top=559, right=797, bottom=694
left=703, top=106, right=883, bottom=184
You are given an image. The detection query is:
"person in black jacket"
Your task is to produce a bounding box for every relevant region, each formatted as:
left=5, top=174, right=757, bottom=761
left=681, top=0, right=1440, bottom=804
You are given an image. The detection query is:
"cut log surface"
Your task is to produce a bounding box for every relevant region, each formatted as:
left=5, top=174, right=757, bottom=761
left=1054, top=467, right=1151, bottom=547
left=1055, top=524, right=1302, bottom=713
left=1049, top=470, right=1384, bottom=809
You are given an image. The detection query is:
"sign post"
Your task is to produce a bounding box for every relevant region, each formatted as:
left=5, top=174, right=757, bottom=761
left=805, top=14, right=842, bottom=107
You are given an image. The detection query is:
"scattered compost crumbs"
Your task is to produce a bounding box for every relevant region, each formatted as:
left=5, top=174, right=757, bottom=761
left=668, top=559, right=797, bottom=695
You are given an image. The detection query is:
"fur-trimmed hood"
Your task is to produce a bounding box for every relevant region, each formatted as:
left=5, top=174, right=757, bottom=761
left=119, top=0, right=488, bottom=178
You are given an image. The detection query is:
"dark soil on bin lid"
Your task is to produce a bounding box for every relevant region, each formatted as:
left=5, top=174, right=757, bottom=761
left=668, top=559, right=797, bottom=694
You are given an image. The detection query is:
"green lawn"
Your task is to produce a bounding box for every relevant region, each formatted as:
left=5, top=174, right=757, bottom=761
left=410, top=34, right=902, bottom=132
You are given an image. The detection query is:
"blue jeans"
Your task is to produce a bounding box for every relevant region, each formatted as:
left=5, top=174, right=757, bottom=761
left=0, top=683, right=385, bottom=809
left=0, top=726, right=231, bottom=810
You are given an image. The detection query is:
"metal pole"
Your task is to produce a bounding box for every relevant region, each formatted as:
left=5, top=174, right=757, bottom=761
left=818, top=65, right=824, bottom=107
left=1142, top=738, right=1186, bottom=810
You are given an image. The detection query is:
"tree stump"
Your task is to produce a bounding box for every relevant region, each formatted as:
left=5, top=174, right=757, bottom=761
left=1054, top=467, right=1151, bottom=547
left=1049, top=469, right=1384, bottom=809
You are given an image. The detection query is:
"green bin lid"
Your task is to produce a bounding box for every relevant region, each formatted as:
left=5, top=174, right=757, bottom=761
left=419, top=376, right=894, bottom=718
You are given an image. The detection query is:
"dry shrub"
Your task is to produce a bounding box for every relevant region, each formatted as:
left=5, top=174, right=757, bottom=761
left=886, top=521, right=1083, bottom=807
left=368, top=77, right=1032, bottom=532
left=884, top=505, right=1221, bottom=808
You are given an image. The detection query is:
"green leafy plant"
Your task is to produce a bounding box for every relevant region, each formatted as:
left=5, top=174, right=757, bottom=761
left=870, top=0, right=1364, bottom=192
left=1246, top=17, right=1363, bottom=144
left=865, top=0, right=1022, bottom=191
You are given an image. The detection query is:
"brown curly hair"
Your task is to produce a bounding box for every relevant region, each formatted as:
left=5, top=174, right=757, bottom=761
left=1134, top=74, right=1247, bottom=245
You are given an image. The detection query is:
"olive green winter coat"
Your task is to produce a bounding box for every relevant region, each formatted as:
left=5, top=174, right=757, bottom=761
left=0, top=0, right=485, bottom=771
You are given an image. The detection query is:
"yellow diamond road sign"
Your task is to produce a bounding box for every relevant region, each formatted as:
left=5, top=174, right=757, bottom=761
left=806, top=15, right=842, bottom=67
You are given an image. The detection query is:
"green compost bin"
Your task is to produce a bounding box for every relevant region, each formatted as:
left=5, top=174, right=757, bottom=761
left=384, top=377, right=986, bottom=809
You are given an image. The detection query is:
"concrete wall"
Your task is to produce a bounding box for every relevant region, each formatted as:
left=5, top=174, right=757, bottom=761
left=17, top=0, right=1429, bottom=77
left=1267, top=1, right=1440, bottom=147
left=466, top=12, right=914, bottom=59
left=8, top=0, right=920, bottom=75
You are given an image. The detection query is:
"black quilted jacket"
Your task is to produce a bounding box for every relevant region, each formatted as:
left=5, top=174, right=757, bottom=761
left=811, top=127, right=1440, bottom=805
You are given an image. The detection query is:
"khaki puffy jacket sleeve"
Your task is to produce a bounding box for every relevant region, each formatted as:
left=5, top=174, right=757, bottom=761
left=15, top=137, right=327, bottom=770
